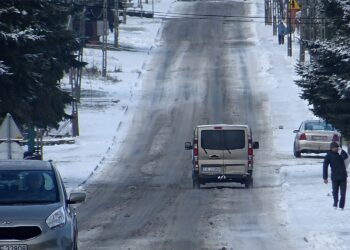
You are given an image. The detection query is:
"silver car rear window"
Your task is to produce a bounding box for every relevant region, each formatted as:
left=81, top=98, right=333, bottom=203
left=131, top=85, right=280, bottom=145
left=0, top=170, right=59, bottom=205
left=201, top=130, right=245, bottom=150
left=305, top=122, right=334, bottom=131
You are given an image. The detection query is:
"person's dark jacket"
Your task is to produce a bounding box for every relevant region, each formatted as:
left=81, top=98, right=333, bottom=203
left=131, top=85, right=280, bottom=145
left=323, top=150, right=348, bottom=181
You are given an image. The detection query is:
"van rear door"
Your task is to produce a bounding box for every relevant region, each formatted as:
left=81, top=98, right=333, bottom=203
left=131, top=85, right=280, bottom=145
left=222, top=127, right=248, bottom=175
left=198, top=127, right=224, bottom=175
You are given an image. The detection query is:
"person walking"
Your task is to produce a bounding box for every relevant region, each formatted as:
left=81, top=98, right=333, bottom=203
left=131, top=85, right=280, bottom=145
left=277, top=21, right=286, bottom=45
left=323, top=141, right=349, bottom=210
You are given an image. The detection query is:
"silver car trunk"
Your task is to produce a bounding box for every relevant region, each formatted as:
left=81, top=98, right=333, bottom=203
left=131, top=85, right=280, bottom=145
left=304, top=130, right=336, bottom=142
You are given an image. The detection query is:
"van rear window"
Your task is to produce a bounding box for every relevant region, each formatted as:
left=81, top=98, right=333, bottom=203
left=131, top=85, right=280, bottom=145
left=201, top=130, right=245, bottom=150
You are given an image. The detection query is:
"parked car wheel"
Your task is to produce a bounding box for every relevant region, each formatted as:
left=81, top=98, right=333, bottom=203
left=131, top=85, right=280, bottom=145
left=294, top=143, right=301, bottom=158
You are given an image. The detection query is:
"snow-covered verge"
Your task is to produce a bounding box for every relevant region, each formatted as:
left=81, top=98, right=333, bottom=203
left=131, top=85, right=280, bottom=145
left=252, top=1, right=350, bottom=249
left=44, top=0, right=175, bottom=192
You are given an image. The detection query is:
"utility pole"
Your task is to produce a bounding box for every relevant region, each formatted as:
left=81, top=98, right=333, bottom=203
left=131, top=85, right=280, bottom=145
left=273, top=0, right=277, bottom=35
left=102, top=0, right=108, bottom=77
left=68, top=6, right=85, bottom=137
left=265, top=0, right=272, bottom=25
left=152, top=0, right=154, bottom=16
left=299, top=0, right=306, bottom=63
left=7, top=114, right=11, bottom=160
left=114, top=0, right=119, bottom=47
left=123, top=0, right=127, bottom=24
left=287, top=1, right=292, bottom=57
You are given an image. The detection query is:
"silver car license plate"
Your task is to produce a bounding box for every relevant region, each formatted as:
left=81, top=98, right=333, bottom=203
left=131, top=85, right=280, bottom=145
left=0, top=245, right=28, bottom=250
left=312, top=136, right=327, bottom=141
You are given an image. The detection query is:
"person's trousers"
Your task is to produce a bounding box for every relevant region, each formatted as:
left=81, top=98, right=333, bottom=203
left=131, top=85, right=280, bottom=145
left=332, top=179, right=347, bottom=208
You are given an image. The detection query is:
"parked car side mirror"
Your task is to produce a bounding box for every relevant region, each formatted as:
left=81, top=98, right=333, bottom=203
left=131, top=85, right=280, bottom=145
left=185, top=142, right=193, bottom=150
left=68, top=192, right=86, bottom=204
left=293, top=130, right=299, bottom=133
left=253, top=142, right=259, bottom=149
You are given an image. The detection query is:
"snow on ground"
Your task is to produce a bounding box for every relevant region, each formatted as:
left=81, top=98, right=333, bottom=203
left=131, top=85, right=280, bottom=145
left=43, top=0, right=350, bottom=247
left=251, top=1, right=350, bottom=249
left=44, top=0, right=175, bottom=192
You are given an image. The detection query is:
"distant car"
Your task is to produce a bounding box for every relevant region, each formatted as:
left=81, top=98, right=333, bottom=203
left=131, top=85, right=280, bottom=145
left=0, top=160, right=86, bottom=250
left=293, top=120, right=341, bottom=157
left=185, top=124, right=259, bottom=189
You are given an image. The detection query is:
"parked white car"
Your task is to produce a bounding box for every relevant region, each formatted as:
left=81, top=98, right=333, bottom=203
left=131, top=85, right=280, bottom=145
left=293, top=120, right=341, bottom=158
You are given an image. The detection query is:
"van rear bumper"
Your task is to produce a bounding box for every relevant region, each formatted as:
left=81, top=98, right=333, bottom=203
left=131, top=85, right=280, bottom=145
left=198, top=174, right=250, bottom=184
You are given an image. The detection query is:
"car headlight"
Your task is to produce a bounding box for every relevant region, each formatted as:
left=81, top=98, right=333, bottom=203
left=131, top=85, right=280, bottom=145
left=46, top=207, right=66, bottom=229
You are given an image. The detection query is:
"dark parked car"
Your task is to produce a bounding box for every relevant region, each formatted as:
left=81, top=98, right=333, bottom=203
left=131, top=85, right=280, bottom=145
left=0, top=160, right=86, bottom=250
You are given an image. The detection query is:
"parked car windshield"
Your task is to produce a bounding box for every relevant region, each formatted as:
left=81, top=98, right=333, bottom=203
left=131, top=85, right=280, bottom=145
left=304, top=121, right=334, bottom=131
left=201, top=130, right=245, bottom=150
left=0, top=170, right=59, bottom=204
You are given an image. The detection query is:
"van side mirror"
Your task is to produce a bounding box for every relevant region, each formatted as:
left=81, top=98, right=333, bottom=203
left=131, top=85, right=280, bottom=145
left=68, top=192, right=86, bottom=204
left=185, top=142, right=193, bottom=150
left=253, top=142, right=259, bottom=149
left=293, top=130, right=299, bottom=133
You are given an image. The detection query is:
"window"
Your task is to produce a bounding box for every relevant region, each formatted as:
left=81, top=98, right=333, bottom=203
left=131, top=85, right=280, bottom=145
left=201, top=130, right=245, bottom=150
left=304, top=121, right=334, bottom=131
left=0, top=170, right=59, bottom=204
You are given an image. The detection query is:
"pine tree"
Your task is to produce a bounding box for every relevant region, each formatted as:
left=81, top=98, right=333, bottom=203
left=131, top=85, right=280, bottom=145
left=0, top=0, right=84, bottom=128
left=296, top=0, right=350, bottom=139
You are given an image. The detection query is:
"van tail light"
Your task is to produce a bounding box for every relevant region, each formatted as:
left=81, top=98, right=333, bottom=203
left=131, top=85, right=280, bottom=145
left=193, top=139, right=199, bottom=170
left=248, top=138, right=253, bottom=169
left=193, top=139, right=198, bottom=156
left=332, top=134, right=340, bottom=142
left=299, top=133, right=307, bottom=140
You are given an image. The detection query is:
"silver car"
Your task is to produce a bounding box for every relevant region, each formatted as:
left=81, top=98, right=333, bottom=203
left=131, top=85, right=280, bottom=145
left=293, top=120, right=341, bottom=157
left=0, top=160, right=86, bottom=250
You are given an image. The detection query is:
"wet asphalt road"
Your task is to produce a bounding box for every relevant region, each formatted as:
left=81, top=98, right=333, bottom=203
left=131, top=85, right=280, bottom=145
left=78, top=0, right=296, bottom=249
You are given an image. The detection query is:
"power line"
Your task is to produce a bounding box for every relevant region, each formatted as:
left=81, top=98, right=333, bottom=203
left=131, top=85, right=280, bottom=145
left=70, top=2, right=350, bottom=22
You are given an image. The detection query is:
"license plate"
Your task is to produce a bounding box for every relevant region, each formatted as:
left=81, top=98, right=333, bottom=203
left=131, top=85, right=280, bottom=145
left=203, top=167, right=219, bottom=172
left=0, top=245, right=27, bottom=250
left=312, top=136, right=327, bottom=141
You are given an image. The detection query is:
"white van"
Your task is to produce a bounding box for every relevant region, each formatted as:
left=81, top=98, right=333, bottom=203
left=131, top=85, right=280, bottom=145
left=185, top=124, right=259, bottom=189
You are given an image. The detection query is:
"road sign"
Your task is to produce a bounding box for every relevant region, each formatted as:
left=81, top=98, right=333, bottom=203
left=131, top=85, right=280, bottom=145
left=0, top=142, right=23, bottom=160
left=0, top=113, right=23, bottom=140
left=289, top=0, right=301, bottom=11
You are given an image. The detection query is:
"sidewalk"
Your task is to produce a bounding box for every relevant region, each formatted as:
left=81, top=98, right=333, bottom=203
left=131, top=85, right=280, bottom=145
left=252, top=1, right=350, bottom=249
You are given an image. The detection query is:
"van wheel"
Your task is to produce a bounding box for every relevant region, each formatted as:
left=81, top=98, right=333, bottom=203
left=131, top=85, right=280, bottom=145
left=193, top=178, right=200, bottom=189
left=245, top=177, right=252, bottom=189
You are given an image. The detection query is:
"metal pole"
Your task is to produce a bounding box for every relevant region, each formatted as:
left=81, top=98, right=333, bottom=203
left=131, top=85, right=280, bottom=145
left=141, top=2, right=143, bottom=18
left=152, top=0, right=154, bottom=16
left=102, top=0, right=108, bottom=77
left=114, top=0, right=119, bottom=47
left=123, top=0, right=127, bottom=24
left=288, top=2, right=292, bottom=57
left=265, top=0, right=268, bottom=24
left=299, top=0, right=305, bottom=63
left=273, top=0, right=277, bottom=35
left=7, top=113, right=11, bottom=160
left=268, top=0, right=272, bottom=24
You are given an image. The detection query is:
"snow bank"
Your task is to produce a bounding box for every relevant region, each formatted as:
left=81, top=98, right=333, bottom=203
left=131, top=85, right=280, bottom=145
left=44, top=0, right=175, bottom=192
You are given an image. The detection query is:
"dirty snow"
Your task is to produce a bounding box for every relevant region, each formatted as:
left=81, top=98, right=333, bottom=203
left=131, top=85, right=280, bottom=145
left=44, top=0, right=175, bottom=192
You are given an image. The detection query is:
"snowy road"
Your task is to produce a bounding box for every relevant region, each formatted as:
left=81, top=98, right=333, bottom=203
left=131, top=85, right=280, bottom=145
left=77, top=0, right=305, bottom=249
